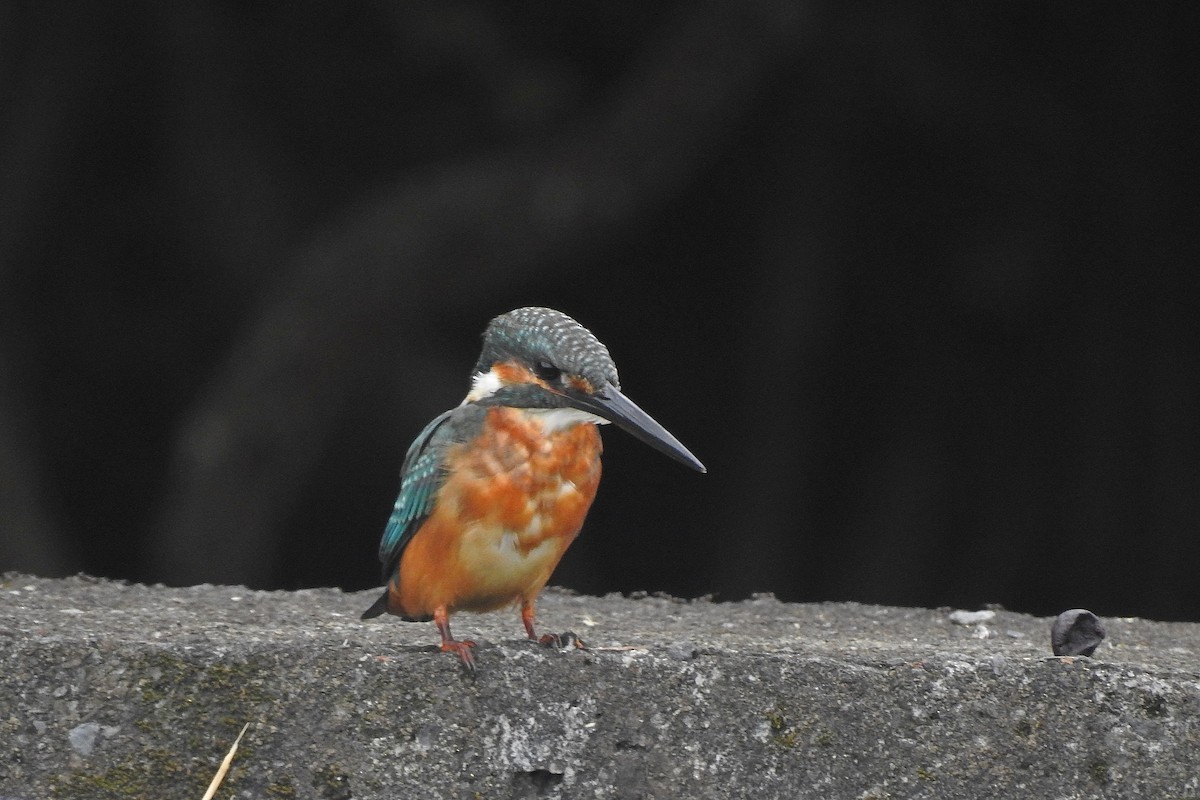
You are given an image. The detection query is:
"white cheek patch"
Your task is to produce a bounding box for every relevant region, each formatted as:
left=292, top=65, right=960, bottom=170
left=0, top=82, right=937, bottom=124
left=462, top=368, right=609, bottom=431
left=463, top=368, right=503, bottom=404
left=529, top=407, right=609, bottom=432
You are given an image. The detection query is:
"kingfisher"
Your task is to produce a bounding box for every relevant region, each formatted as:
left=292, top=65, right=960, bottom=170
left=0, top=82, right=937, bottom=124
left=361, top=307, right=705, bottom=671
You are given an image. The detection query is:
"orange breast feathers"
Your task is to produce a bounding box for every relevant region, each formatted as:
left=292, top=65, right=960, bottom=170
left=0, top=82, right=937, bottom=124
left=391, top=407, right=603, bottom=617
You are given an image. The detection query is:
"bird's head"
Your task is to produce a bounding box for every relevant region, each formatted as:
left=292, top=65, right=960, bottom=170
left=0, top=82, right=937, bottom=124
left=464, top=307, right=705, bottom=472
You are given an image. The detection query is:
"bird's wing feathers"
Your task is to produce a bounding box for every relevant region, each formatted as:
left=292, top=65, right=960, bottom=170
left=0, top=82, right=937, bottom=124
left=377, top=408, right=460, bottom=580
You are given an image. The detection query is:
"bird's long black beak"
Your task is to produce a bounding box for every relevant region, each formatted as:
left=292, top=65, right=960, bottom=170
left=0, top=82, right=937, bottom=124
left=566, top=382, right=706, bottom=473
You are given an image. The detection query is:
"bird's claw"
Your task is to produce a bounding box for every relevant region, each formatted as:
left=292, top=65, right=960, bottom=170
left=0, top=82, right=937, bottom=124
left=537, top=631, right=587, bottom=650
left=440, top=639, right=477, bottom=673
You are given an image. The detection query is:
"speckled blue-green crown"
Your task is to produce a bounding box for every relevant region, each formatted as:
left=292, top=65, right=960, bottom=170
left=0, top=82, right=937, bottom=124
left=475, top=307, right=620, bottom=390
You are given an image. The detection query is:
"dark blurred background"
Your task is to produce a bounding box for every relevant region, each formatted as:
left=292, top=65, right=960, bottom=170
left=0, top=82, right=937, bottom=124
left=2, top=2, right=1196, bottom=621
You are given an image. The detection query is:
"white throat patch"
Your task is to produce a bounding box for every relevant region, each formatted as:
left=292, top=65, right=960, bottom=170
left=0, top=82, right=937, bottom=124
left=527, top=407, right=609, bottom=432
left=463, top=369, right=503, bottom=404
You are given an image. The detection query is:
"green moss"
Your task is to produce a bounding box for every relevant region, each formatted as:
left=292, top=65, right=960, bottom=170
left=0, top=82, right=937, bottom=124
left=139, top=686, right=165, bottom=703
left=134, top=651, right=270, bottom=704
left=916, top=767, right=936, bottom=781
left=202, top=661, right=272, bottom=706
left=312, top=764, right=353, bottom=800
left=764, top=709, right=801, bottom=749
left=132, top=718, right=159, bottom=734
left=54, top=653, right=275, bottom=798
left=266, top=779, right=298, bottom=798
left=1089, top=759, right=1111, bottom=785
left=773, top=729, right=799, bottom=748
left=49, top=748, right=205, bottom=799
left=1013, top=718, right=1042, bottom=739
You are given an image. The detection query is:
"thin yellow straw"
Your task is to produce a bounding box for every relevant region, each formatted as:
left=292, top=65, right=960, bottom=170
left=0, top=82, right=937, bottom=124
left=201, top=722, right=251, bottom=800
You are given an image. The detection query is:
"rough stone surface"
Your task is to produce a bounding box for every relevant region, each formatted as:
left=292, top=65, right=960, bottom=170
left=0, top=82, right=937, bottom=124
left=2, top=574, right=1199, bottom=799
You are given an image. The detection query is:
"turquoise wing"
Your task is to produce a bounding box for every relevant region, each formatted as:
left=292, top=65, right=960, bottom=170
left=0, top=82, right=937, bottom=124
left=376, top=408, right=458, bottom=579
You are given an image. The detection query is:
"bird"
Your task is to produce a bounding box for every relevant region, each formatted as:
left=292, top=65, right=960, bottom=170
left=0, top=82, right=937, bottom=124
left=361, top=306, right=705, bottom=671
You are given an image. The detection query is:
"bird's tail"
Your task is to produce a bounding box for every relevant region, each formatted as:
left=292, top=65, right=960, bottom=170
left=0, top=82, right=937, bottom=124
left=360, top=590, right=390, bottom=619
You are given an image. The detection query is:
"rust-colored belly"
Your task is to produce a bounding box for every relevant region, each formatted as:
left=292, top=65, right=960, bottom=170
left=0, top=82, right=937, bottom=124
left=390, top=407, right=602, bottom=617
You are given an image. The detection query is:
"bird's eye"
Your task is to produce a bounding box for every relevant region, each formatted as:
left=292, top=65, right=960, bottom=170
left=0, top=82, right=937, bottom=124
left=533, top=361, right=561, bottom=382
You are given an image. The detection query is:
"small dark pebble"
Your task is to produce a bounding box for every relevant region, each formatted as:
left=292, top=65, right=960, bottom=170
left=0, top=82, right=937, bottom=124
left=667, top=642, right=698, bottom=661
left=1051, top=609, right=1106, bottom=657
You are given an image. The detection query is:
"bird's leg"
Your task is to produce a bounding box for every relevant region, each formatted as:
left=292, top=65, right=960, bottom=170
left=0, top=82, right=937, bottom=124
left=521, top=600, right=538, bottom=640
left=522, top=600, right=586, bottom=650
left=434, top=606, right=476, bottom=672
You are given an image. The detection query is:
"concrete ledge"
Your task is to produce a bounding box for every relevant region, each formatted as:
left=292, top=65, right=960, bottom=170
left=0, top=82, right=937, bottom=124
left=2, top=575, right=1198, bottom=799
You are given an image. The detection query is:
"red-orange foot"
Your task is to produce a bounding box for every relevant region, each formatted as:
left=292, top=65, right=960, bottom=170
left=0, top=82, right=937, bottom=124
left=521, top=601, right=586, bottom=650
left=439, top=638, right=478, bottom=672
left=434, top=606, right=476, bottom=673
